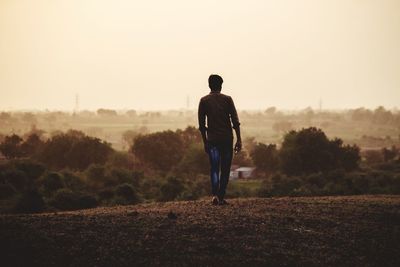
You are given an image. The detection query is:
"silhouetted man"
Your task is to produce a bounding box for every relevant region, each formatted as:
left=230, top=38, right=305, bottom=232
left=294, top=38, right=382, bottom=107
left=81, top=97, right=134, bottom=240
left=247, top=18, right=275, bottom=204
left=198, top=74, right=241, bottom=205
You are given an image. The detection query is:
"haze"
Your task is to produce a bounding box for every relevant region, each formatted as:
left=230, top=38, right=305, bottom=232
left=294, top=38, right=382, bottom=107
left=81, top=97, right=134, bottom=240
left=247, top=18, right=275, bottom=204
left=1, top=0, right=399, bottom=111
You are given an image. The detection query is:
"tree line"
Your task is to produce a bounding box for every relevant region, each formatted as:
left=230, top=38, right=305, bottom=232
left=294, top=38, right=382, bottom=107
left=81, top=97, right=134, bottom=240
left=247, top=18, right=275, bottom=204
left=0, top=126, right=399, bottom=214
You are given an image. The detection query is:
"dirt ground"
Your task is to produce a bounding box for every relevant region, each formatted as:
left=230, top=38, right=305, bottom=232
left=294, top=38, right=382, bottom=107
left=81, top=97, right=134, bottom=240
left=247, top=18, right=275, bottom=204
left=1, top=195, right=399, bottom=267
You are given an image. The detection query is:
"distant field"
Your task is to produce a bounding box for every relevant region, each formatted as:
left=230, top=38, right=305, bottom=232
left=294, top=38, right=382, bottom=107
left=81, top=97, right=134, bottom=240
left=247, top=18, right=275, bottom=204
left=1, top=110, right=399, bottom=151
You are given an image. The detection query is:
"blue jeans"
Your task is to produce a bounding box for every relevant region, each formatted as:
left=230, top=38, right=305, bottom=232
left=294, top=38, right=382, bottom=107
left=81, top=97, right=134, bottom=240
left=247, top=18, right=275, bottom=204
left=207, top=140, right=233, bottom=200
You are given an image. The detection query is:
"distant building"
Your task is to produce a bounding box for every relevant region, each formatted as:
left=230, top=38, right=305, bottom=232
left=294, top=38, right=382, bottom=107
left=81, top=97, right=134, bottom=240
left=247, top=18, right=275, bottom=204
left=230, top=166, right=256, bottom=179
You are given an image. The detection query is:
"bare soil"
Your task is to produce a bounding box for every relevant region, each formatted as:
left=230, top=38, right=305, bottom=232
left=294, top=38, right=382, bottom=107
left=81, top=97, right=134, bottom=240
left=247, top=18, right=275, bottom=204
left=1, top=195, right=400, bottom=267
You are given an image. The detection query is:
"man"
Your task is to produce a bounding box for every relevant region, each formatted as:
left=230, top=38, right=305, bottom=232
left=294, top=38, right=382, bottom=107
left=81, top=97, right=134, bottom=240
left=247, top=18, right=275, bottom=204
left=198, top=74, right=242, bottom=205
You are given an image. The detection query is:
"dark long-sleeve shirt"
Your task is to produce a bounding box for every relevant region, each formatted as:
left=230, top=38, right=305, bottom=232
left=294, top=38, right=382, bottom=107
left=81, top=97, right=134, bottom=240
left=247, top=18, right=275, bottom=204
left=198, top=91, right=240, bottom=142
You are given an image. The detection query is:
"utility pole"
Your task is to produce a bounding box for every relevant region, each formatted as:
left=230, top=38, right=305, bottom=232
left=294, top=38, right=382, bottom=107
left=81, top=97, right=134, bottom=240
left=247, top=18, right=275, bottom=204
left=319, top=97, right=322, bottom=112
left=186, top=95, right=190, bottom=110
left=74, top=94, right=80, bottom=115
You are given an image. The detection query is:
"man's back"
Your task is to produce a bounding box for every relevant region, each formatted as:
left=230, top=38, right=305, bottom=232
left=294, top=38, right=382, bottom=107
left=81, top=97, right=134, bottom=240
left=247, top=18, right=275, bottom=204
left=198, top=91, right=240, bottom=143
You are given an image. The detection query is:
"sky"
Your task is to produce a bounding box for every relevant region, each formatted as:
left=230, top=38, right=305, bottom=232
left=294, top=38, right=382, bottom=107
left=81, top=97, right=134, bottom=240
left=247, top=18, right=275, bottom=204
left=0, top=0, right=399, bottom=111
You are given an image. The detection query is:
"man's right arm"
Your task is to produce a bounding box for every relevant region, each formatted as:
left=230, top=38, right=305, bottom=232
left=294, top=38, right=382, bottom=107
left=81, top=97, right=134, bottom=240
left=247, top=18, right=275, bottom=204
left=229, top=97, right=242, bottom=153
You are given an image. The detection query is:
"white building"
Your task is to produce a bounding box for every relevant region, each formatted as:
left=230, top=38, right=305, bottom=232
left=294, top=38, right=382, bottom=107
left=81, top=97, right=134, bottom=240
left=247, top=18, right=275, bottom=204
left=230, top=167, right=256, bottom=179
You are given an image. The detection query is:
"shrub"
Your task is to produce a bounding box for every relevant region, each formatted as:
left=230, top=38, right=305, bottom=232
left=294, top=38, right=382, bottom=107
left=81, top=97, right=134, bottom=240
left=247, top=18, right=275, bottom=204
left=0, top=183, right=16, bottom=199
left=12, top=159, right=45, bottom=182
left=2, top=169, right=27, bottom=192
left=85, top=164, right=115, bottom=190
left=132, top=130, right=185, bottom=171
left=50, top=189, right=78, bottom=210
left=98, top=189, right=115, bottom=201
left=114, top=183, right=140, bottom=205
left=13, top=190, right=45, bottom=213
left=159, top=177, right=184, bottom=201
left=61, top=171, right=86, bottom=191
left=41, top=172, right=64, bottom=196
left=76, top=194, right=98, bottom=209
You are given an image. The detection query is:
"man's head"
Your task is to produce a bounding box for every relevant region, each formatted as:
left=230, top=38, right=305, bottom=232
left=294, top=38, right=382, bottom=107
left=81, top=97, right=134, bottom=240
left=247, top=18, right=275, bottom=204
left=208, top=74, right=223, bottom=91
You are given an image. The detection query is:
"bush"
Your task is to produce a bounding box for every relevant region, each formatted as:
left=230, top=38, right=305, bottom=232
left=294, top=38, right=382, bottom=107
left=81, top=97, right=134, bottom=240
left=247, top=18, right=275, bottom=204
left=114, top=183, right=140, bottom=205
left=159, top=177, right=184, bottom=201
left=98, top=188, right=115, bottom=201
left=280, top=127, right=360, bottom=175
left=76, top=194, right=98, bottom=209
left=132, top=130, right=185, bottom=171
left=61, top=171, right=86, bottom=191
left=85, top=164, right=114, bottom=190
left=41, top=172, right=64, bottom=196
left=0, top=183, right=16, bottom=199
left=12, top=160, right=45, bottom=182
left=49, top=189, right=97, bottom=210
left=50, top=189, right=79, bottom=210
left=2, top=169, right=27, bottom=192
left=13, top=190, right=45, bottom=213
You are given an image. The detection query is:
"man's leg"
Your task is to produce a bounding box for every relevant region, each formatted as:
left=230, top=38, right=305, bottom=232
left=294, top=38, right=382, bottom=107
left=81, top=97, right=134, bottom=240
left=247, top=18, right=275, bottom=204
left=218, top=141, right=233, bottom=201
left=208, top=144, right=220, bottom=198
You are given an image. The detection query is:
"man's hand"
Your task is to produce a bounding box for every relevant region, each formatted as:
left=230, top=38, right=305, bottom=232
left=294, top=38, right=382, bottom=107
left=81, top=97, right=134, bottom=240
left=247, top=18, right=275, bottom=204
left=234, top=140, right=242, bottom=154
left=203, top=141, right=210, bottom=154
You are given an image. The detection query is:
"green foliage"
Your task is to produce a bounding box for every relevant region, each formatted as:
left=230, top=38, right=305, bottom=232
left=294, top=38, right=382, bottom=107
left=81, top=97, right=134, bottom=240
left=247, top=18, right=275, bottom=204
left=20, top=134, right=44, bottom=157
left=176, top=143, right=209, bottom=175
left=50, top=189, right=97, bottom=211
left=250, top=143, right=279, bottom=173
left=280, top=127, right=360, bottom=175
left=13, top=190, right=45, bottom=213
left=39, top=130, right=113, bottom=170
left=12, top=159, right=45, bottom=182
left=106, top=151, right=133, bottom=169
left=61, top=171, right=86, bottom=192
left=114, top=183, right=140, bottom=205
left=132, top=130, right=185, bottom=171
left=257, top=167, right=400, bottom=197
left=0, top=183, right=16, bottom=199
left=175, top=126, right=203, bottom=148
left=0, top=134, right=23, bottom=159
left=159, top=176, right=184, bottom=201
left=1, top=169, right=27, bottom=192
left=85, top=164, right=143, bottom=191
left=41, top=172, right=64, bottom=196
left=86, top=164, right=110, bottom=190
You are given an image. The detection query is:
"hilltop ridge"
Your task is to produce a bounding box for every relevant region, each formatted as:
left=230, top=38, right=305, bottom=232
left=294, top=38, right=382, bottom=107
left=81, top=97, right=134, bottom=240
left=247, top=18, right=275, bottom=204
left=1, top=196, right=400, bottom=267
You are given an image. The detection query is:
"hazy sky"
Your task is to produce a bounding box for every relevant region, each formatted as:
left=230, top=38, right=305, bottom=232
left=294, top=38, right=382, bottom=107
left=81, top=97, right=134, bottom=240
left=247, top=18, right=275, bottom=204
left=1, top=0, right=399, bottom=111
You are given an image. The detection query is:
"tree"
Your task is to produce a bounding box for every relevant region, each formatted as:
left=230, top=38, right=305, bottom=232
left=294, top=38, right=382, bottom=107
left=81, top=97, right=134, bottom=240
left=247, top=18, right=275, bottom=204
left=21, top=134, right=44, bottom=157
left=265, top=106, right=277, bottom=115
left=250, top=143, right=279, bottom=173
left=382, top=146, right=398, bottom=162
left=126, top=109, right=137, bottom=117
left=97, top=109, right=118, bottom=116
left=176, top=143, right=209, bottom=175
left=39, top=131, right=113, bottom=170
left=0, top=134, right=23, bottom=159
left=41, top=172, right=64, bottom=196
left=176, top=126, right=202, bottom=149
left=279, top=127, right=360, bottom=175
left=131, top=130, right=185, bottom=172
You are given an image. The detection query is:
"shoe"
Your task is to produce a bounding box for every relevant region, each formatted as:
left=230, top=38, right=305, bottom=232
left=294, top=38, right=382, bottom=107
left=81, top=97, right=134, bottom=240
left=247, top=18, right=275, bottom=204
left=218, top=199, right=228, bottom=205
left=212, top=196, right=219, bottom=205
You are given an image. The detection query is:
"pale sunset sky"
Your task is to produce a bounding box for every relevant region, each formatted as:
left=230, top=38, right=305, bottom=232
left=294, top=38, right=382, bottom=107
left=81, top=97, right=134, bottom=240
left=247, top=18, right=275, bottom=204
left=0, top=0, right=399, bottom=111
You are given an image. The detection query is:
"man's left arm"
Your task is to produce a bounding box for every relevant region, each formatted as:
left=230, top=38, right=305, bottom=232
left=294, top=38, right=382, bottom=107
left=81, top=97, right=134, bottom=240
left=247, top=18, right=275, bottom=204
left=198, top=99, right=209, bottom=153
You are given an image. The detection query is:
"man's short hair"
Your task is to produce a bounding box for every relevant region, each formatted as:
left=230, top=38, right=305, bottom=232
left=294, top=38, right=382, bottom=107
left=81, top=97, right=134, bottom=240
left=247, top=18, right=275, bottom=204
left=208, top=74, right=223, bottom=91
